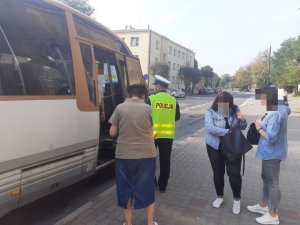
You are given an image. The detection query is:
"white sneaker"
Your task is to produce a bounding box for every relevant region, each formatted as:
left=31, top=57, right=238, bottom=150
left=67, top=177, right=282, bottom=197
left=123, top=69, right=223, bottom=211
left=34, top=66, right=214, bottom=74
left=247, top=203, right=269, bottom=215
left=213, top=197, right=224, bottom=208
left=232, top=200, right=241, bottom=214
left=153, top=222, right=158, bottom=225
left=256, top=213, right=279, bottom=225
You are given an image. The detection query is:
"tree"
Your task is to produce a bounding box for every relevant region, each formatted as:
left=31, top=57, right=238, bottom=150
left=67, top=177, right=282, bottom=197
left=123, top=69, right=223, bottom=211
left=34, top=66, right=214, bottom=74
left=220, top=74, right=232, bottom=88
left=232, top=66, right=253, bottom=91
left=200, top=65, right=215, bottom=87
left=248, top=51, right=270, bottom=89
left=271, top=37, right=300, bottom=88
left=58, top=0, right=94, bottom=16
left=178, top=66, right=202, bottom=93
left=150, top=62, right=170, bottom=80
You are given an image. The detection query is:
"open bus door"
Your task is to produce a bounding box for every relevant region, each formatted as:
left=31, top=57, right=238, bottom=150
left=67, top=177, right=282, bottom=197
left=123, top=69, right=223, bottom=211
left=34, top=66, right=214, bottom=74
left=93, top=46, right=125, bottom=166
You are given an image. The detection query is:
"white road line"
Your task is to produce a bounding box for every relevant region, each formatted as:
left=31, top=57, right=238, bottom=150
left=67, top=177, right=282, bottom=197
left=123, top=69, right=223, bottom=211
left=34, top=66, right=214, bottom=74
left=182, top=102, right=210, bottom=111
left=240, top=96, right=253, bottom=107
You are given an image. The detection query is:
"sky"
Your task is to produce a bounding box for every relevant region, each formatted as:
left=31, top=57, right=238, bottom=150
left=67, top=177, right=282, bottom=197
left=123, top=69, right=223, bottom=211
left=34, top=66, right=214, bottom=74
left=89, top=0, right=300, bottom=76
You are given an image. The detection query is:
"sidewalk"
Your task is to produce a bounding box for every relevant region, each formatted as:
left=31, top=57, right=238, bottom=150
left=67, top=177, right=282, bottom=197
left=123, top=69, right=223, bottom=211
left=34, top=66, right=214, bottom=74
left=56, top=97, right=300, bottom=225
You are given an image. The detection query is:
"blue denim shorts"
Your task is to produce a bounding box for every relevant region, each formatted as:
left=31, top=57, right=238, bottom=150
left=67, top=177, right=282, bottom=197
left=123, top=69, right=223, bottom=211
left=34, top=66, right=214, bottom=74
left=115, top=158, right=156, bottom=209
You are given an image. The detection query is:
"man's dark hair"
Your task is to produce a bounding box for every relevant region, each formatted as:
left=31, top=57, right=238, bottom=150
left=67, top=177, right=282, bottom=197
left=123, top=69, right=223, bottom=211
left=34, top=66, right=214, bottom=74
left=211, top=91, right=237, bottom=114
left=255, top=86, right=278, bottom=111
left=128, top=84, right=148, bottom=98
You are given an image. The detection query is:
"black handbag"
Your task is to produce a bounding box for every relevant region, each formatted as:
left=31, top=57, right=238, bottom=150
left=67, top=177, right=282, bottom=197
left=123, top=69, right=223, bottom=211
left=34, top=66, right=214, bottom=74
left=222, top=126, right=253, bottom=162
left=247, top=122, right=260, bottom=145
left=222, top=125, right=253, bottom=175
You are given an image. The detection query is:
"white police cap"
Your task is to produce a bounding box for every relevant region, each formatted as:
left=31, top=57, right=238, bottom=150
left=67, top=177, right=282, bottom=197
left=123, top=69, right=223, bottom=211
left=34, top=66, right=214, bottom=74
left=153, top=75, right=170, bottom=86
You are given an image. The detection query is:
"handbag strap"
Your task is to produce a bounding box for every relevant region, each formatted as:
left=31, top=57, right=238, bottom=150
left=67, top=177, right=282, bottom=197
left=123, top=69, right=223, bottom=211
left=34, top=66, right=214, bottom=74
left=242, top=154, right=245, bottom=176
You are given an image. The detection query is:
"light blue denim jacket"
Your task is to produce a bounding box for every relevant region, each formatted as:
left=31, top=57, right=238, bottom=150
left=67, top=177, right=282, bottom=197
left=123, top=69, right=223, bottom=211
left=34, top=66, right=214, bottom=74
left=205, top=107, right=247, bottom=150
left=256, top=105, right=291, bottom=160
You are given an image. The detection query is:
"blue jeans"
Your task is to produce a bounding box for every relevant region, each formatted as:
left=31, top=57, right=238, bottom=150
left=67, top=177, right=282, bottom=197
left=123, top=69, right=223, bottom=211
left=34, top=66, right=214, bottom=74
left=261, top=159, right=281, bottom=213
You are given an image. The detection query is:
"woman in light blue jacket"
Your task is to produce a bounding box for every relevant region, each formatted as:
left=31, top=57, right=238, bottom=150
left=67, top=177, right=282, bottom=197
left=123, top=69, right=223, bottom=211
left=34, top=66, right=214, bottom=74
left=247, top=87, right=291, bottom=225
left=205, top=91, right=247, bottom=215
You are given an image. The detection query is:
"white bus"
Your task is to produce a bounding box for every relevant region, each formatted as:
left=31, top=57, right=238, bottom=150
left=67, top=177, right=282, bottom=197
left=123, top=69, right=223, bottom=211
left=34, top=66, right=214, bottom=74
left=0, top=0, right=145, bottom=217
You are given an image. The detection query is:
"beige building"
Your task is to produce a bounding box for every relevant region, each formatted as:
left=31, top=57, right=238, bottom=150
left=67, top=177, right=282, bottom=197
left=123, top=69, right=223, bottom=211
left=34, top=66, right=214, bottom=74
left=114, top=28, right=195, bottom=90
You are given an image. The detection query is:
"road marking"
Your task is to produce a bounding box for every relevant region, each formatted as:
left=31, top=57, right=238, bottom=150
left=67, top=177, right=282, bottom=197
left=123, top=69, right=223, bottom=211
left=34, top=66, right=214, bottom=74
left=240, top=96, right=253, bottom=107
left=182, top=102, right=210, bottom=111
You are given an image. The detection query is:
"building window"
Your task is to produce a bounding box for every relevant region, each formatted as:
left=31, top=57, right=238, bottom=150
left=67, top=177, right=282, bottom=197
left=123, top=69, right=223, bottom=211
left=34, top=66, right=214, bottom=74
left=178, top=50, right=181, bottom=58
left=163, top=53, right=166, bottom=62
left=169, top=46, right=172, bottom=54
left=174, top=49, right=177, bottom=57
left=155, top=57, right=158, bottom=62
left=182, top=52, right=185, bottom=59
left=173, top=63, right=176, bottom=70
left=131, top=37, right=139, bottom=46
left=168, top=61, right=171, bottom=68
left=156, top=40, right=160, bottom=49
left=177, top=64, right=180, bottom=70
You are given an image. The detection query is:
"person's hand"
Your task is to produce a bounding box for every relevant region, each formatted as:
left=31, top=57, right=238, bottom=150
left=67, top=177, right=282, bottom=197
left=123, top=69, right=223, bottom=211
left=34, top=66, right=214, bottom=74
left=101, top=111, right=105, bottom=122
left=236, top=112, right=245, bottom=121
left=254, top=119, right=261, bottom=130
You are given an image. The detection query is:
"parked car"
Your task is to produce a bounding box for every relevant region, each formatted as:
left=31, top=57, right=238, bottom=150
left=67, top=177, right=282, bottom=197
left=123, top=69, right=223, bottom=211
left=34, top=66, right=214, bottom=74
left=177, top=89, right=185, bottom=98
left=198, top=87, right=207, bottom=95
left=168, top=89, right=185, bottom=98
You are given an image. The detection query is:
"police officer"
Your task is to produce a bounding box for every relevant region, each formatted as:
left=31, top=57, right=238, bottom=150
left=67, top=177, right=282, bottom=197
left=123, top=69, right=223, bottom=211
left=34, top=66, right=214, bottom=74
left=147, top=75, right=180, bottom=193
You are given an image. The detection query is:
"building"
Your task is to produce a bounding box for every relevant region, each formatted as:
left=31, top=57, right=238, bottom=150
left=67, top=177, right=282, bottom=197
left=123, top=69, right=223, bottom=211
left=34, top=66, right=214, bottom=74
left=114, top=27, right=195, bottom=90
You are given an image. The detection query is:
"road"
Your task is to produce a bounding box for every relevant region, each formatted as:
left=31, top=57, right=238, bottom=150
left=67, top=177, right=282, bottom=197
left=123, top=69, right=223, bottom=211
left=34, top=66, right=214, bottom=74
left=0, top=92, right=253, bottom=225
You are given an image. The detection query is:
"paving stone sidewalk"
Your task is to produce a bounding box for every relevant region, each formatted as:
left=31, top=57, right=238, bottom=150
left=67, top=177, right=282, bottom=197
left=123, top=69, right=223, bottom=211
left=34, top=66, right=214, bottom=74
left=56, top=96, right=300, bottom=225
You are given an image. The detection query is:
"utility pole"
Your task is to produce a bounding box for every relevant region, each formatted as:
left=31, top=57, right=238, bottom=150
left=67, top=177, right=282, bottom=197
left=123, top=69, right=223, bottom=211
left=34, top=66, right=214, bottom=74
left=267, top=46, right=271, bottom=86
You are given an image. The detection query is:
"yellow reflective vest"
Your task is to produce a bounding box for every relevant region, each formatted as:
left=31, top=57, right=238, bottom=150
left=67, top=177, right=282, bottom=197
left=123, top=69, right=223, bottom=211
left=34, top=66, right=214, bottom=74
left=149, top=92, right=176, bottom=139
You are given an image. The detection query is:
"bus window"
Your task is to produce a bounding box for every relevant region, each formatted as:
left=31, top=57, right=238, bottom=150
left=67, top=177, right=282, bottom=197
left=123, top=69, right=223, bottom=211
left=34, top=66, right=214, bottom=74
left=126, top=57, right=144, bottom=85
left=79, top=43, right=96, bottom=104
left=118, top=60, right=129, bottom=98
left=0, top=0, right=75, bottom=96
left=73, top=15, right=130, bottom=55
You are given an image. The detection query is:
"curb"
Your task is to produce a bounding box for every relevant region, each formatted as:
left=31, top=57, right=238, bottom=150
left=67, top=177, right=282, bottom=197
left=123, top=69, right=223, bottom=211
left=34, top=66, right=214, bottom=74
left=54, top=185, right=116, bottom=225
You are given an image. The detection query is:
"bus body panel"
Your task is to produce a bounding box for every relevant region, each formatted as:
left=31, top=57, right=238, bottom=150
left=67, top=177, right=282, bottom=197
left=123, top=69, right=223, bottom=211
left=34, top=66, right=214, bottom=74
left=0, top=100, right=98, bottom=165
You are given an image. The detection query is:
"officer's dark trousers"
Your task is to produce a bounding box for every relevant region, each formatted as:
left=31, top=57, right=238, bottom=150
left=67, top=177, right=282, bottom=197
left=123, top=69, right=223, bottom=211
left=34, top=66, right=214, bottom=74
left=155, top=138, right=173, bottom=192
left=206, top=144, right=242, bottom=199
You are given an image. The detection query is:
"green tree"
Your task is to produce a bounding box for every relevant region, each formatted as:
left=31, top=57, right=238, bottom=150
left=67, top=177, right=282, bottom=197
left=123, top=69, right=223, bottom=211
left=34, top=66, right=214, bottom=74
left=220, top=74, right=232, bottom=88
left=178, top=66, right=202, bottom=93
left=58, top=0, right=94, bottom=16
left=200, top=65, right=215, bottom=87
left=233, top=66, right=253, bottom=91
left=150, top=62, right=170, bottom=80
left=271, top=37, right=300, bottom=87
left=249, top=50, right=270, bottom=89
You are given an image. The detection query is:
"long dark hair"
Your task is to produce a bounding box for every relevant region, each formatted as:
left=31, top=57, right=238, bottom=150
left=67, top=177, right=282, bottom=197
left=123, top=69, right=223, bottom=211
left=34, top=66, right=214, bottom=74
left=211, top=91, right=238, bottom=114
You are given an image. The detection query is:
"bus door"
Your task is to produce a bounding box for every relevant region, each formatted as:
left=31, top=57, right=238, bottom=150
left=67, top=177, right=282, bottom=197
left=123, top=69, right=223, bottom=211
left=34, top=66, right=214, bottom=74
left=115, top=53, right=129, bottom=98
left=93, top=46, right=124, bottom=161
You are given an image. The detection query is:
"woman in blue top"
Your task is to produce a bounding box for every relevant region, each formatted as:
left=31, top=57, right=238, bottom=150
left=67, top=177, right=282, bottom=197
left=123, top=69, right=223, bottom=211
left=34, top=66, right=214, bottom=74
left=247, top=87, right=291, bottom=225
left=205, top=91, right=247, bottom=215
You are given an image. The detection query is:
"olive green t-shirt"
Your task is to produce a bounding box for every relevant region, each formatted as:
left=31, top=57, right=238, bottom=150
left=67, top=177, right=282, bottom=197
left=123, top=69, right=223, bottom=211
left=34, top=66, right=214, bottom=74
left=109, top=98, right=156, bottom=159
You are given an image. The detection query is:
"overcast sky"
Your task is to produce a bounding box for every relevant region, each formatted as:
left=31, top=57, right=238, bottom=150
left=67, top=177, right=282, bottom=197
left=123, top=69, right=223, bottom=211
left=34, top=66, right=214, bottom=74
left=89, top=0, right=300, bottom=76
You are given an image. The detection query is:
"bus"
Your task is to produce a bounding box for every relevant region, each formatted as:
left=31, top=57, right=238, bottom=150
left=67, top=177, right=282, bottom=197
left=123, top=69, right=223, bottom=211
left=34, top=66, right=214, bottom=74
left=0, top=0, right=145, bottom=217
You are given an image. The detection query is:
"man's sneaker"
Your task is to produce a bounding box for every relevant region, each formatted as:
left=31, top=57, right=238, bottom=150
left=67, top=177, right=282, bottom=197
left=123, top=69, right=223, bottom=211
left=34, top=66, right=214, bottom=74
left=247, top=204, right=269, bottom=214
left=232, top=200, right=241, bottom=214
left=213, top=197, right=224, bottom=208
left=153, top=222, right=158, bottom=225
left=256, top=213, right=279, bottom=225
